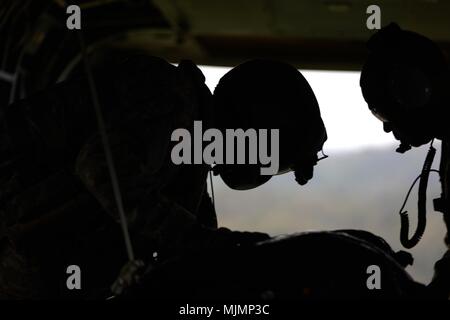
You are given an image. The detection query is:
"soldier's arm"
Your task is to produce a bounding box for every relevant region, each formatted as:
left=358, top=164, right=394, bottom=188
left=74, top=55, right=191, bottom=221
left=75, top=127, right=269, bottom=250
left=75, top=56, right=269, bottom=249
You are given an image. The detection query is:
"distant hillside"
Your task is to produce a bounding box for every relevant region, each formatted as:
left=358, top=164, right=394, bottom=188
left=212, top=143, right=448, bottom=284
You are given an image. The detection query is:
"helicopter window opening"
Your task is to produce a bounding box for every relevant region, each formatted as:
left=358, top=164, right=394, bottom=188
left=200, top=66, right=447, bottom=285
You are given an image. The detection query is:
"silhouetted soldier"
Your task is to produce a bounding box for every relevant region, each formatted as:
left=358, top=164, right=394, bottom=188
left=360, top=23, right=450, bottom=299
left=0, top=56, right=327, bottom=298
left=120, top=60, right=424, bottom=301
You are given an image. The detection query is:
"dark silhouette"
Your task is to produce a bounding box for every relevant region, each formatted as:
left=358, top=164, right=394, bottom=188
left=212, top=59, right=327, bottom=188
left=0, top=55, right=328, bottom=298
left=1, top=1, right=448, bottom=302
left=360, top=23, right=450, bottom=299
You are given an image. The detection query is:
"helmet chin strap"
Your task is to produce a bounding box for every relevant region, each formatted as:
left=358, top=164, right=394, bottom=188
left=293, top=150, right=328, bottom=186
left=396, top=141, right=412, bottom=154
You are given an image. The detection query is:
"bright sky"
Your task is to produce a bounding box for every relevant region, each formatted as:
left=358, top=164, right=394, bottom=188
left=199, top=66, right=397, bottom=153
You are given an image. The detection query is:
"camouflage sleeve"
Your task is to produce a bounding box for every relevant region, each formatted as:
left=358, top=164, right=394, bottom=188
left=74, top=56, right=204, bottom=245
left=74, top=123, right=269, bottom=250
left=75, top=118, right=174, bottom=223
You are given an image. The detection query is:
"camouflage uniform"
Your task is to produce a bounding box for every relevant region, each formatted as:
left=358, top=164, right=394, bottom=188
left=0, top=55, right=222, bottom=298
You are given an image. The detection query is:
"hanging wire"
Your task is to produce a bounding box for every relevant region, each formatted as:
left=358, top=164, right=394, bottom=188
left=399, top=170, right=440, bottom=214
left=209, top=170, right=215, bottom=206
left=8, top=51, right=25, bottom=105
left=209, top=167, right=216, bottom=211
left=77, top=30, right=135, bottom=262
left=0, top=1, right=18, bottom=30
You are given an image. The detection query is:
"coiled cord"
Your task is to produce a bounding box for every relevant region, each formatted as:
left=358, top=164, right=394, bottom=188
left=399, top=142, right=438, bottom=249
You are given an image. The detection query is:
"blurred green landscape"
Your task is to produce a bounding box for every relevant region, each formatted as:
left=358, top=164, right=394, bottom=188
left=213, top=143, right=448, bottom=284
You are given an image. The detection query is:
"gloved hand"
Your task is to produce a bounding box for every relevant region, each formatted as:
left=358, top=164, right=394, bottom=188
left=134, top=193, right=270, bottom=250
